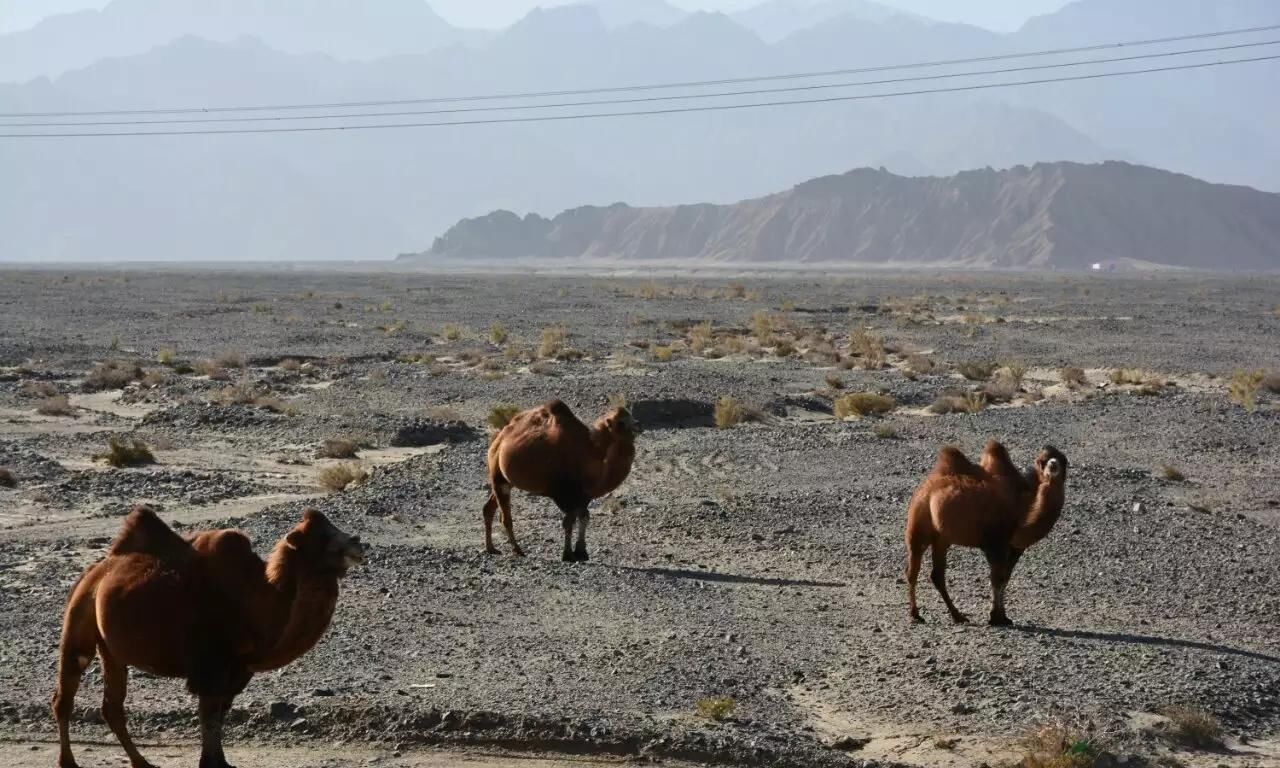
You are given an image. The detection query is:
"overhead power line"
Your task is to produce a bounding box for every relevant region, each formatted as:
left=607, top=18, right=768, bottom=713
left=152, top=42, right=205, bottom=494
left=3, top=54, right=1275, bottom=138
left=11, top=39, right=1278, bottom=128
left=1, top=23, right=1278, bottom=119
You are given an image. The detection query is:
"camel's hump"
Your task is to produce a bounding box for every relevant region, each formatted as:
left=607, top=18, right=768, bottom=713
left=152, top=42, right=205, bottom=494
left=932, top=445, right=981, bottom=477
left=109, top=504, right=192, bottom=559
left=544, top=399, right=576, bottom=420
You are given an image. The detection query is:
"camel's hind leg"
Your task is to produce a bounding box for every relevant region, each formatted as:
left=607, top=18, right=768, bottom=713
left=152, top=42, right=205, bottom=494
left=573, top=506, right=590, bottom=562
left=929, top=541, right=969, bottom=624
left=905, top=529, right=930, bottom=623
left=482, top=492, right=501, bottom=555
left=52, top=644, right=91, bottom=768
left=53, top=584, right=99, bottom=768
left=99, top=648, right=156, bottom=768
left=492, top=481, right=524, bottom=557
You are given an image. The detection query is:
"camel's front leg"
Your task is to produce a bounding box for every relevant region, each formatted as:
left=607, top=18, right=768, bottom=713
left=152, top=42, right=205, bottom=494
left=560, top=508, right=578, bottom=562
left=198, top=695, right=238, bottom=768
left=100, top=649, right=158, bottom=768
left=573, top=507, right=590, bottom=562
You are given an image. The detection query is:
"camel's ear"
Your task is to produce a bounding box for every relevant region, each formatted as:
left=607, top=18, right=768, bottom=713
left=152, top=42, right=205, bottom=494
left=285, top=529, right=305, bottom=550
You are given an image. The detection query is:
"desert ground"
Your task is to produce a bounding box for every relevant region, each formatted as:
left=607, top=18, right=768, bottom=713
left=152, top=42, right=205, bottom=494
left=1, top=268, right=1278, bottom=768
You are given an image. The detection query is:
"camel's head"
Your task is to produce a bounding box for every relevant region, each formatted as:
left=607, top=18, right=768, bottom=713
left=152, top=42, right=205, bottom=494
left=286, top=508, right=366, bottom=577
left=601, top=406, right=642, bottom=438
left=1033, top=446, right=1068, bottom=485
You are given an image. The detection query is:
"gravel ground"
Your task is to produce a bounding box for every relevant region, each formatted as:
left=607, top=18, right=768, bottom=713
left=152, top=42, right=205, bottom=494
left=0, top=268, right=1278, bottom=768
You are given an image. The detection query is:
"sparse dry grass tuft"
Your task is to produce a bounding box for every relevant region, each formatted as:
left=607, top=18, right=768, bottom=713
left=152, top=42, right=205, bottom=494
left=96, top=437, right=156, bottom=468
left=689, top=321, right=715, bottom=354
left=773, top=340, right=796, bottom=358
left=83, top=360, right=144, bottom=392
left=695, top=697, right=737, bottom=721
left=317, top=438, right=359, bottom=459
left=873, top=423, right=898, bottom=439
left=1158, top=706, right=1222, bottom=749
left=930, top=390, right=987, bottom=414
left=1110, top=368, right=1147, bottom=385
left=1015, top=724, right=1097, bottom=768
left=849, top=327, right=886, bottom=369
left=982, top=375, right=1021, bottom=403
left=834, top=392, right=895, bottom=419
left=824, top=373, right=845, bottom=390
left=488, top=322, right=509, bottom=345
left=488, top=404, right=521, bottom=429
left=141, top=370, right=166, bottom=388
left=214, top=379, right=294, bottom=414
left=538, top=325, right=567, bottom=358
left=1159, top=464, right=1186, bottom=482
left=279, top=358, right=302, bottom=372
left=652, top=345, right=675, bottom=363
left=157, top=348, right=176, bottom=365
left=1227, top=369, right=1265, bottom=412
left=318, top=462, right=368, bottom=493
left=715, top=397, right=745, bottom=429
left=442, top=323, right=465, bottom=341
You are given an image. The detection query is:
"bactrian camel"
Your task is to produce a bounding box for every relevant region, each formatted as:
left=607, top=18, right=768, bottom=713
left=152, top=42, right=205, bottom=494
left=52, top=505, right=365, bottom=768
left=484, top=399, right=640, bottom=562
left=905, top=440, right=1068, bottom=626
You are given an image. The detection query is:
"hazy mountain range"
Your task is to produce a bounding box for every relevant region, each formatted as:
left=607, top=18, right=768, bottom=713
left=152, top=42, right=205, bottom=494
left=415, top=162, right=1280, bottom=270
left=1, top=0, right=1277, bottom=263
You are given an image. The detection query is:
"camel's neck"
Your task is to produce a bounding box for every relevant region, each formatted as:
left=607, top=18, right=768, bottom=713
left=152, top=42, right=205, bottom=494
left=250, top=544, right=340, bottom=672
left=1012, top=480, right=1065, bottom=550
left=590, top=427, right=636, bottom=495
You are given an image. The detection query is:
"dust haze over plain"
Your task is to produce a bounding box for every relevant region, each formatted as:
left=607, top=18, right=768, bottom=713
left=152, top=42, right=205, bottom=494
left=1, top=0, right=1277, bottom=265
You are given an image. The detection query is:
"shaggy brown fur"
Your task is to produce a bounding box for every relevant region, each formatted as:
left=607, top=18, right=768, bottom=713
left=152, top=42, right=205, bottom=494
left=484, top=399, right=640, bottom=562
left=905, top=440, right=1068, bottom=626
left=52, top=505, right=365, bottom=768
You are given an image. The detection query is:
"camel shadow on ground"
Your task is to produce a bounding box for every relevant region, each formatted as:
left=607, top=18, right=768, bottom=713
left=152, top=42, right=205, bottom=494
left=1010, top=625, right=1280, bottom=664
left=612, top=564, right=846, bottom=588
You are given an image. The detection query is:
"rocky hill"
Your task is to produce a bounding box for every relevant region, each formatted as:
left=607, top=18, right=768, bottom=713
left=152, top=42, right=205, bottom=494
left=413, top=161, right=1280, bottom=270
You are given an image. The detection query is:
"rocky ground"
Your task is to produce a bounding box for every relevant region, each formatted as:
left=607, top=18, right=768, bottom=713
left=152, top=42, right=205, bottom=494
left=1, top=268, right=1278, bottom=768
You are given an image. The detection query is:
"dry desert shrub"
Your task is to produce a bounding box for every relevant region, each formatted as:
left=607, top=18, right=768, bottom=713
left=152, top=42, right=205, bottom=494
left=715, top=397, right=745, bottom=429
left=957, top=361, right=997, bottom=382
left=849, top=327, right=886, bottom=369
left=905, top=354, right=936, bottom=376
left=1014, top=724, right=1097, bottom=768
left=695, top=697, right=736, bottom=721
left=83, top=360, right=144, bottom=391
left=652, top=345, right=675, bottom=362
left=1159, top=464, right=1186, bottom=481
left=488, top=322, right=509, bottom=345
left=538, top=325, right=567, bottom=358
left=1227, top=369, right=1265, bottom=412
left=834, top=392, right=895, bottom=419
left=1158, top=706, right=1222, bottom=749
left=824, top=373, right=845, bottom=390
left=930, top=390, right=987, bottom=414
left=36, top=394, right=75, bottom=416
left=317, top=438, right=359, bottom=459
left=1059, top=366, right=1087, bottom=387
left=488, top=404, right=521, bottom=429
left=279, top=358, right=302, bottom=372
left=1110, top=368, right=1147, bottom=385
left=214, top=350, right=246, bottom=369
left=442, top=323, right=465, bottom=341
left=0, top=468, right=15, bottom=488
left=20, top=380, right=59, bottom=398
left=318, top=462, right=368, bottom=493
left=873, top=423, right=898, bottom=439
left=96, top=438, right=156, bottom=468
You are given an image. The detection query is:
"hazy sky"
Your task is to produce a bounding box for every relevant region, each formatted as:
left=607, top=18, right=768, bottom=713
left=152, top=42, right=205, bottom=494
left=1, top=0, right=1072, bottom=35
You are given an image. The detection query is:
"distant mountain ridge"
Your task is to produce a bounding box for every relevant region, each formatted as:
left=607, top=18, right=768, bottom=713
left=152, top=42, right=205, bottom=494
left=414, top=162, right=1280, bottom=271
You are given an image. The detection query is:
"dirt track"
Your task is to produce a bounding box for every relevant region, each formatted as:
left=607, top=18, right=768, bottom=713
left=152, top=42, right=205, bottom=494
left=1, top=269, right=1278, bottom=767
